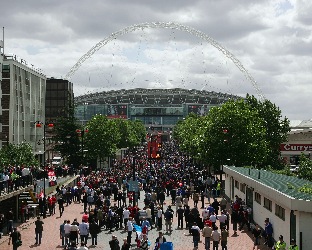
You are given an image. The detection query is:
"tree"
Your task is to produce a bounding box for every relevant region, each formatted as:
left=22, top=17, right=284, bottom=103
left=53, top=109, right=81, bottom=167
left=173, top=113, right=203, bottom=159
left=114, top=119, right=142, bottom=149
left=297, top=153, right=312, bottom=181
left=198, top=99, right=268, bottom=169
left=245, top=95, right=290, bottom=169
left=83, top=114, right=121, bottom=165
left=0, top=142, right=39, bottom=169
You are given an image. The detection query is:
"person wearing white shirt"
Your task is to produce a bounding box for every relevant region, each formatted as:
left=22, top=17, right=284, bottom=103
left=217, top=211, right=227, bottom=230
left=209, top=213, right=217, bottom=228
left=202, top=209, right=209, bottom=222
left=123, top=208, right=130, bottom=230
left=64, top=220, right=72, bottom=246
left=126, top=217, right=134, bottom=244
left=3, top=174, right=9, bottom=193
left=145, top=206, right=153, bottom=229
left=78, top=221, right=89, bottom=245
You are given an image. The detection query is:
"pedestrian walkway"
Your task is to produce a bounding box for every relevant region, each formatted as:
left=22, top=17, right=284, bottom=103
left=0, top=190, right=270, bottom=250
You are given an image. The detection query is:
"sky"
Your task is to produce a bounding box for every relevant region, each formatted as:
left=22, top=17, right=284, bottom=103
left=0, top=0, right=311, bottom=121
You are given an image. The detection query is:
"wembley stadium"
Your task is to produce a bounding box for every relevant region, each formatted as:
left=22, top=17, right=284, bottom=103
left=74, top=88, right=241, bottom=131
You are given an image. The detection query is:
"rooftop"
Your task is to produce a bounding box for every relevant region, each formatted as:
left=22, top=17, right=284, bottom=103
left=225, top=166, right=312, bottom=200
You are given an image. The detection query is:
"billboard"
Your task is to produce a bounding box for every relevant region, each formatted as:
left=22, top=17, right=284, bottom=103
left=188, top=104, right=210, bottom=116
left=107, top=104, right=128, bottom=119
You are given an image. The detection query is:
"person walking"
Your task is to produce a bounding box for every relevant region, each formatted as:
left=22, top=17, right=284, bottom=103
left=176, top=204, right=184, bottom=229
left=264, top=218, right=274, bottom=248
left=8, top=227, right=21, bottom=250
left=220, top=226, right=229, bottom=250
left=155, top=232, right=167, bottom=249
left=164, top=207, right=173, bottom=233
left=89, top=219, right=100, bottom=246
left=202, top=222, right=213, bottom=250
left=191, top=222, right=201, bottom=249
left=252, top=223, right=261, bottom=250
left=274, top=235, right=286, bottom=250
left=58, top=195, right=65, bottom=217
left=157, top=206, right=163, bottom=230
left=140, top=234, right=149, bottom=250
left=60, top=220, right=66, bottom=247
left=121, top=238, right=131, bottom=250
left=34, top=216, right=44, bottom=245
left=126, top=217, right=134, bottom=244
left=289, top=239, right=299, bottom=250
left=109, top=235, right=120, bottom=250
left=212, top=226, right=220, bottom=250
left=78, top=220, right=89, bottom=246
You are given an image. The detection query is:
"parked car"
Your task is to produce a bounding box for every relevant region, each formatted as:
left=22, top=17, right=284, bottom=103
left=290, top=165, right=299, bottom=173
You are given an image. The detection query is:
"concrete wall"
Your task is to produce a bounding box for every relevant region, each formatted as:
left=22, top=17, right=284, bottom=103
left=224, top=169, right=312, bottom=249
left=298, top=211, right=312, bottom=249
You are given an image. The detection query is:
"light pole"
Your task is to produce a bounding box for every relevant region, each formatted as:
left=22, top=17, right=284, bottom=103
left=76, top=128, right=88, bottom=165
left=35, top=121, right=54, bottom=198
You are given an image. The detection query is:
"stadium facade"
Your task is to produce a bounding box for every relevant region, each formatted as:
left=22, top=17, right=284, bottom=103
left=74, top=88, right=241, bottom=131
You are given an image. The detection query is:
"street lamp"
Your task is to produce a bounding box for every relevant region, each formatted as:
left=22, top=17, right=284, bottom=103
left=35, top=121, right=54, bottom=197
left=76, top=128, right=88, bottom=165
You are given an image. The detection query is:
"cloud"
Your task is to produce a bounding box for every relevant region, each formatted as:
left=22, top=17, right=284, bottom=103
left=0, top=0, right=311, bottom=120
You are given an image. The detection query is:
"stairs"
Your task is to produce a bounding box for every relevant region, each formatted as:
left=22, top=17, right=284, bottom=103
left=19, top=190, right=38, bottom=206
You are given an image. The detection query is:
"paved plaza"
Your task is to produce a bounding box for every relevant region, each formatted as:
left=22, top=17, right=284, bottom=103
left=0, top=189, right=271, bottom=250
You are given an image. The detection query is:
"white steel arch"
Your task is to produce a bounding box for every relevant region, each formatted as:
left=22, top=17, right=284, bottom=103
left=65, top=21, right=265, bottom=100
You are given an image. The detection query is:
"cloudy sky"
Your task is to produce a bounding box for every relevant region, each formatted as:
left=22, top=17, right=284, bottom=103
left=0, top=0, right=311, bottom=120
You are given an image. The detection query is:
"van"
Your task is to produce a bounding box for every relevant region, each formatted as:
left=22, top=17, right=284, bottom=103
left=52, top=157, right=62, bottom=166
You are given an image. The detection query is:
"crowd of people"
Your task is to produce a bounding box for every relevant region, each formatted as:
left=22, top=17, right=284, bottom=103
left=1, top=140, right=300, bottom=250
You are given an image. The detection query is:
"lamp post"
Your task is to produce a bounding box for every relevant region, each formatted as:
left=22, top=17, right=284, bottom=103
left=76, top=128, right=88, bottom=165
left=35, top=121, right=54, bottom=198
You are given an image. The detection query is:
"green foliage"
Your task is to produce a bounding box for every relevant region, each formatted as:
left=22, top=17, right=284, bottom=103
left=84, top=115, right=121, bottom=162
left=265, top=165, right=293, bottom=176
left=245, top=95, right=290, bottom=169
left=298, top=184, right=312, bottom=194
left=53, top=112, right=81, bottom=167
left=199, top=99, right=268, bottom=168
left=286, top=182, right=295, bottom=189
left=172, top=113, right=203, bottom=157
left=0, top=142, right=39, bottom=170
left=114, top=119, right=146, bottom=149
left=173, top=95, right=290, bottom=171
left=297, top=153, right=312, bottom=181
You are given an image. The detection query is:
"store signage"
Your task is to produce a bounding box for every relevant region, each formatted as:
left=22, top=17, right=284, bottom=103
left=280, top=144, right=312, bottom=151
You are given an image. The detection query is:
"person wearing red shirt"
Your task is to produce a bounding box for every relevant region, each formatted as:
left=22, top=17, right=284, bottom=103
left=51, top=195, right=57, bottom=215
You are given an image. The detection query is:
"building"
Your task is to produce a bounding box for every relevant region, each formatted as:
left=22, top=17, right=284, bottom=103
left=224, top=166, right=312, bottom=249
left=281, top=120, right=312, bottom=165
left=45, top=78, right=74, bottom=162
left=74, top=88, right=241, bottom=129
left=45, top=77, right=74, bottom=121
left=1, top=54, right=46, bottom=161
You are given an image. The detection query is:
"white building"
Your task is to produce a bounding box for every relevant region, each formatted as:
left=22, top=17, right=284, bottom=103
left=224, top=166, right=312, bottom=249
left=1, top=55, right=46, bottom=160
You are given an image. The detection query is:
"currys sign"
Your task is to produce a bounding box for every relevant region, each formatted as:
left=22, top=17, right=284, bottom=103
left=280, top=144, right=312, bottom=151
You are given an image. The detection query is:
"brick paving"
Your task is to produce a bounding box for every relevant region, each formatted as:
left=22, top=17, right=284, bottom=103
left=0, top=192, right=271, bottom=250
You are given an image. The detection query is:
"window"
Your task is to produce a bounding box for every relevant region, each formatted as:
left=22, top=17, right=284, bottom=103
left=235, top=180, right=239, bottom=189
left=275, top=204, right=285, bottom=221
left=255, top=192, right=261, bottom=204
left=264, top=197, right=272, bottom=211
left=240, top=183, right=246, bottom=193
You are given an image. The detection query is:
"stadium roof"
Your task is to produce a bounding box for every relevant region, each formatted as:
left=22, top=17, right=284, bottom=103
left=74, top=88, right=242, bottom=106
